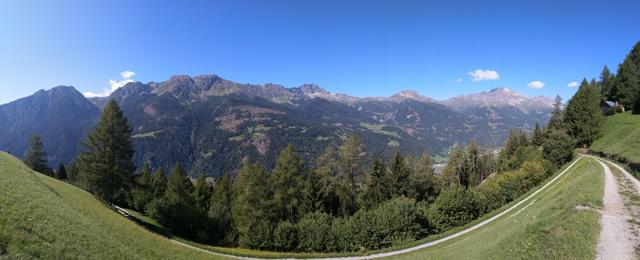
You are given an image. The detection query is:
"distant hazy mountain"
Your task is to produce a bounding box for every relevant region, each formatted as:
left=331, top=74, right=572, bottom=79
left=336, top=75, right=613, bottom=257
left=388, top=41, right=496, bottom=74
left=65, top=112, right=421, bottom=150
left=0, top=86, right=100, bottom=167
left=0, top=75, right=553, bottom=176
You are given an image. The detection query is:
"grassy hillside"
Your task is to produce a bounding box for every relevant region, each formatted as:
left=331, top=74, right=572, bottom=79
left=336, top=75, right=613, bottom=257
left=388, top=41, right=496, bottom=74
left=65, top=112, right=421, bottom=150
left=0, top=152, right=220, bottom=259
left=591, top=111, right=640, bottom=163
left=393, top=157, right=603, bottom=259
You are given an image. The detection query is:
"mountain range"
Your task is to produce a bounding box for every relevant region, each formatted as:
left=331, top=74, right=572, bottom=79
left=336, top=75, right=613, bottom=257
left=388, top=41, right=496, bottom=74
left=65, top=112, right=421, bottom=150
left=0, top=74, right=553, bottom=176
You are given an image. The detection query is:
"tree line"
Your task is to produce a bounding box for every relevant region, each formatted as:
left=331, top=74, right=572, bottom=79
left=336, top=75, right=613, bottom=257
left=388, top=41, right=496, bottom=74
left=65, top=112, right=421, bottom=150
left=18, top=40, right=625, bottom=252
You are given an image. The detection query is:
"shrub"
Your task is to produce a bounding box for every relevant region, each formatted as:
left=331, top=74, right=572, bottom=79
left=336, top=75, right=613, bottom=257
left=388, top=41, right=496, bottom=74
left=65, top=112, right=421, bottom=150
left=427, top=188, right=480, bottom=233
left=297, top=211, right=334, bottom=252
left=273, top=221, right=298, bottom=251
left=372, top=196, right=423, bottom=247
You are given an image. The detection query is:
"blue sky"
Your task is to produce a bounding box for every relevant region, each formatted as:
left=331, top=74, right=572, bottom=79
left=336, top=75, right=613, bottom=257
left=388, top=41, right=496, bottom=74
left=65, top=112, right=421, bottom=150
left=1, top=0, right=639, bottom=104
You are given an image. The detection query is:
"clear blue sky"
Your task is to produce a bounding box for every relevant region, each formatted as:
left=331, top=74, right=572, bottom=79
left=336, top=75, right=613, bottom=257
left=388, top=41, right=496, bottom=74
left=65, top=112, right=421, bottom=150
left=1, top=0, right=639, bottom=104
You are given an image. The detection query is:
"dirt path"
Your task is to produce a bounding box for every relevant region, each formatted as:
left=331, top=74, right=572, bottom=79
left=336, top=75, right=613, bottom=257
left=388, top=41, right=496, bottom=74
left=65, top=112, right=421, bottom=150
left=594, top=159, right=638, bottom=260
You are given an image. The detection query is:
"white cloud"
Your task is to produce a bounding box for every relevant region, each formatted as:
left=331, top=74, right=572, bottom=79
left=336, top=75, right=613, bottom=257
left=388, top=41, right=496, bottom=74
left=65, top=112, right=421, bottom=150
left=527, top=80, right=545, bottom=89
left=121, top=70, right=135, bottom=79
left=468, top=69, right=499, bottom=82
left=567, top=81, right=578, bottom=88
left=84, top=70, right=136, bottom=98
left=456, top=78, right=463, bottom=83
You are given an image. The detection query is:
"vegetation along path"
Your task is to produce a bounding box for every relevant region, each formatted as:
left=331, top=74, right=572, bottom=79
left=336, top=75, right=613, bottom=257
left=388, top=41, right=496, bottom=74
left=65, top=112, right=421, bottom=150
left=117, top=157, right=588, bottom=259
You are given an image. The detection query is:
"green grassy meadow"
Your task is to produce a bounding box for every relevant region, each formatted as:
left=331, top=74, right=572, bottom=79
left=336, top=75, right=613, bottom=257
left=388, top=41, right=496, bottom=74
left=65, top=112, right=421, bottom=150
left=591, top=111, right=640, bottom=163
left=0, top=152, right=222, bottom=259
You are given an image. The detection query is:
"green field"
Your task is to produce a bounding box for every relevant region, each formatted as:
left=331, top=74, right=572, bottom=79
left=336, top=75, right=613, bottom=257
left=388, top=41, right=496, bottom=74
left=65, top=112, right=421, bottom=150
left=392, top=157, right=603, bottom=259
left=0, top=152, right=221, bottom=259
left=591, top=111, right=640, bottom=163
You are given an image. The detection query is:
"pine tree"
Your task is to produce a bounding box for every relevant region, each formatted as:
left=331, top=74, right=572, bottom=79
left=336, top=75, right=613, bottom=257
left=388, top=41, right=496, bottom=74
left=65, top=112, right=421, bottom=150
left=193, top=175, right=212, bottom=211
left=387, top=152, right=412, bottom=197
left=166, top=163, right=194, bottom=204
left=77, top=100, right=135, bottom=203
left=314, top=145, right=341, bottom=215
left=136, top=162, right=152, bottom=186
left=23, top=134, right=51, bottom=175
left=443, top=145, right=466, bottom=188
left=149, top=169, right=167, bottom=197
left=598, top=65, right=614, bottom=101
left=337, top=134, right=364, bottom=215
left=465, top=141, right=481, bottom=187
left=564, top=79, right=605, bottom=147
left=271, top=144, right=305, bottom=222
left=208, top=173, right=233, bottom=243
left=614, top=57, right=639, bottom=108
left=358, top=157, right=389, bottom=209
left=532, top=121, right=544, bottom=146
left=546, top=95, right=564, bottom=131
left=55, top=163, right=67, bottom=180
left=232, top=162, right=274, bottom=248
left=408, top=151, right=439, bottom=202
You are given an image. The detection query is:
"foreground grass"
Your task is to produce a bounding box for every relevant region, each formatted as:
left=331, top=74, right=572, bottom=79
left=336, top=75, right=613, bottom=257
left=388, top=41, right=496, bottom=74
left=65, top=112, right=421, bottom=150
left=391, top=158, right=603, bottom=259
left=0, top=152, right=220, bottom=259
left=591, top=111, right=640, bottom=163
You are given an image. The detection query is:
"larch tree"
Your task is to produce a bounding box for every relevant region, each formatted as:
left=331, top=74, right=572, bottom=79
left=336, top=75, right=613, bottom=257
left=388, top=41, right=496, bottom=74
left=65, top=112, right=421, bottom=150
left=564, top=79, right=604, bottom=147
left=338, top=134, right=364, bottom=215
left=77, top=100, right=135, bottom=203
left=271, top=144, right=305, bottom=222
left=546, top=95, right=564, bottom=131
left=24, top=134, right=51, bottom=175
left=165, top=163, right=194, bottom=204
left=232, top=162, right=274, bottom=248
left=408, top=151, right=439, bottom=202
left=358, top=157, right=389, bottom=209
left=149, top=168, right=167, bottom=197
left=387, top=152, right=412, bottom=197
left=193, top=175, right=212, bottom=211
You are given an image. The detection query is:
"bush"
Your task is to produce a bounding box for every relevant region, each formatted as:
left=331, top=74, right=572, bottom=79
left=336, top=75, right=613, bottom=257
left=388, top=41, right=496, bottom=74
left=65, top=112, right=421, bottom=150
left=543, top=130, right=574, bottom=169
left=273, top=221, right=298, bottom=251
left=297, top=211, right=334, bottom=252
left=371, top=196, right=423, bottom=247
left=428, top=188, right=480, bottom=233
left=145, top=198, right=209, bottom=241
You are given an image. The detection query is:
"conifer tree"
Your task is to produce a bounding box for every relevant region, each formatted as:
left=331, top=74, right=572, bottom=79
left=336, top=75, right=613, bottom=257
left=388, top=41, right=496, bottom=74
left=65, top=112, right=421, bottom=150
left=387, top=152, right=412, bottom=197
left=232, top=162, right=274, bottom=248
left=136, top=162, right=152, bottom=186
left=208, top=173, right=233, bottom=243
left=564, top=79, right=604, bottom=147
left=443, top=145, right=466, bottom=188
left=337, top=134, right=364, bottom=215
left=77, top=100, right=134, bottom=203
left=546, top=95, right=564, bottom=131
left=271, top=144, right=305, bottom=222
left=24, top=134, right=51, bottom=175
left=193, top=175, right=212, bottom=211
left=408, top=151, right=439, bottom=202
left=598, top=65, right=614, bottom=101
left=532, top=121, right=544, bottom=146
left=358, top=157, right=389, bottom=209
left=149, top=169, right=167, bottom=197
left=613, top=57, right=639, bottom=108
left=314, top=145, right=341, bottom=215
left=166, top=163, right=194, bottom=204
left=56, top=163, right=67, bottom=180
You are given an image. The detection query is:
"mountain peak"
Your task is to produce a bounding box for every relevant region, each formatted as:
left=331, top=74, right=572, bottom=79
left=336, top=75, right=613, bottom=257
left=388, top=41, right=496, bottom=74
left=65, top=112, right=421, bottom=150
left=489, top=87, right=511, bottom=93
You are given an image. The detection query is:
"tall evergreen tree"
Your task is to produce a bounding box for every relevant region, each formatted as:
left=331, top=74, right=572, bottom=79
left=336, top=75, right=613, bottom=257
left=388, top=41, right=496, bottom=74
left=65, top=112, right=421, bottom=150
left=165, top=163, right=194, bottom=204
left=208, top=173, right=234, bottom=244
left=77, top=100, right=135, bottom=203
left=55, top=163, right=67, bottom=180
left=465, top=141, right=481, bottom=187
left=443, top=145, right=466, bottom=188
left=149, top=169, right=167, bottom=197
left=408, top=151, right=439, bottom=202
left=546, top=95, right=564, bottom=131
left=613, top=57, right=639, bottom=108
left=270, top=144, right=305, bottom=222
left=314, top=145, right=341, bottom=215
left=532, top=121, right=544, bottom=146
left=598, top=65, right=614, bottom=101
left=387, top=152, right=412, bottom=197
left=136, top=162, right=152, bottom=186
left=337, top=134, right=364, bottom=215
left=23, top=134, right=51, bottom=175
left=232, top=162, right=274, bottom=248
left=358, top=157, right=389, bottom=209
left=193, top=175, right=212, bottom=211
left=564, top=79, right=605, bottom=147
